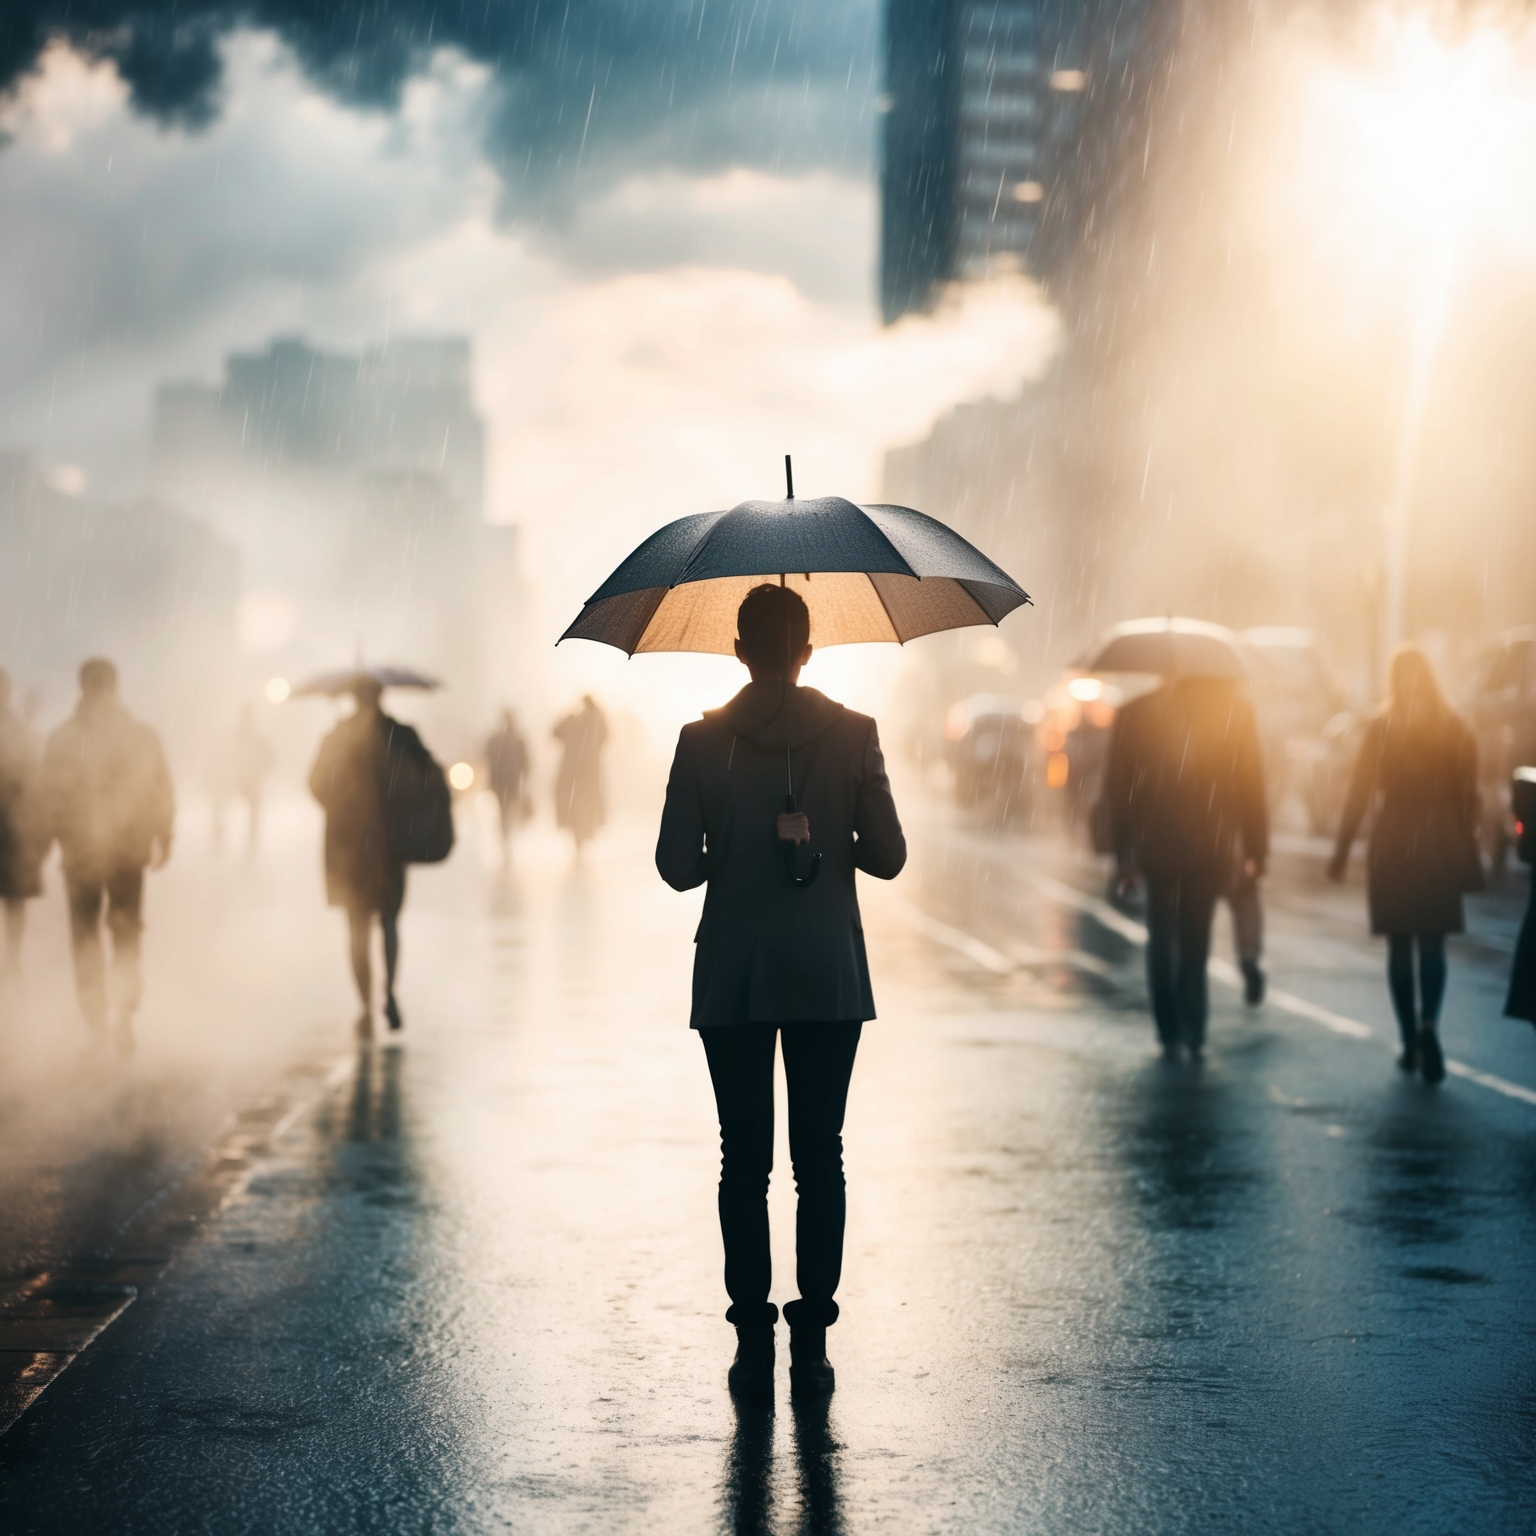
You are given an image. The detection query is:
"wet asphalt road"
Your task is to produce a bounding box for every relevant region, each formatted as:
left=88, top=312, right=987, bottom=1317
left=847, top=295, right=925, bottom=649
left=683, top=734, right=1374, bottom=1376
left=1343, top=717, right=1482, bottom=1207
left=2, top=792, right=1535, bottom=1533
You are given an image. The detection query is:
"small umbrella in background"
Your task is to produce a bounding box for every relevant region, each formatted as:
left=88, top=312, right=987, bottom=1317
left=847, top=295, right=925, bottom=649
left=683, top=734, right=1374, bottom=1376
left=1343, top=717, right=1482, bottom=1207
left=559, top=458, right=1031, bottom=884
left=1079, top=617, right=1249, bottom=681
left=290, top=665, right=443, bottom=698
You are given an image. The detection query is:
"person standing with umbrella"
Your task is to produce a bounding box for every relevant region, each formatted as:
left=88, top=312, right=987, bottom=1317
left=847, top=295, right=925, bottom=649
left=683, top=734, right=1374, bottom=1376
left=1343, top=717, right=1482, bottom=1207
left=562, top=460, right=1030, bottom=1401
left=1328, top=646, right=1482, bottom=1084
left=306, top=670, right=453, bottom=1037
left=1095, top=625, right=1268, bottom=1061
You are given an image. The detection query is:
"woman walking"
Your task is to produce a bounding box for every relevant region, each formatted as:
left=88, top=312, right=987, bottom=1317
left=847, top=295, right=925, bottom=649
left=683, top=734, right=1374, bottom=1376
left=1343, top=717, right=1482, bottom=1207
left=1328, top=646, right=1482, bottom=1083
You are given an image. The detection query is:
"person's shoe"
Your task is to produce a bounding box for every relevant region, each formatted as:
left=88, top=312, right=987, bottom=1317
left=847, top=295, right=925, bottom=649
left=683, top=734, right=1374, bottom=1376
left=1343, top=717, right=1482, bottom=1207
left=788, top=1326, right=835, bottom=1399
left=727, top=1325, right=775, bottom=1403
left=1242, top=960, right=1266, bottom=1007
left=384, top=997, right=403, bottom=1033
left=1419, top=1027, right=1446, bottom=1085
left=1159, top=1041, right=1181, bottom=1063
left=1396, top=1040, right=1419, bottom=1072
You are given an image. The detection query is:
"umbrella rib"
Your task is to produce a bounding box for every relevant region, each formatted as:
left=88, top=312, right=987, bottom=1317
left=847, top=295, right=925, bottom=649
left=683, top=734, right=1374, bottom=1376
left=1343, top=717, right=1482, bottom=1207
left=854, top=508, right=921, bottom=580
left=864, top=572, right=905, bottom=643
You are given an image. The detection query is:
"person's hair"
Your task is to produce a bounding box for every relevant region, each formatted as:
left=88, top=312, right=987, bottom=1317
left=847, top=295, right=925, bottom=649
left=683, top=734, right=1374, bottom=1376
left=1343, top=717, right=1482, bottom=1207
left=736, top=584, right=810, bottom=673
left=79, top=657, right=118, bottom=696
left=1385, top=644, right=1452, bottom=737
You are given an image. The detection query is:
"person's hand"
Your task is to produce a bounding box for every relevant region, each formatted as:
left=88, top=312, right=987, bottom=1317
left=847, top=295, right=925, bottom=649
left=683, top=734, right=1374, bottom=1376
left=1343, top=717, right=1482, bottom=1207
left=1114, top=862, right=1138, bottom=897
left=777, top=811, right=810, bottom=846
left=1243, top=857, right=1264, bottom=881
left=150, top=836, right=172, bottom=870
left=1325, top=853, right=1346, bottom=884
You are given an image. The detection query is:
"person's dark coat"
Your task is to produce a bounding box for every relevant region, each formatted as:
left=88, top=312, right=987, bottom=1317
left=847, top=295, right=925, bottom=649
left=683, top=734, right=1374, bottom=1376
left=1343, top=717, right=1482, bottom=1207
left=1333, top=710, right=1481, bottom=936
left=309, top=708, right=421, bottom=914
left=553, top=700, right=607, bottom=843
left=1099, top=679, right=1269, bottom=879
left=656, top=683, right=906, bottom=1029
left=1507, top=891, right=1536, bottom=1023
left=42, top=698, right=174, bottom=880
left=0, top=703, right=43, bottom=899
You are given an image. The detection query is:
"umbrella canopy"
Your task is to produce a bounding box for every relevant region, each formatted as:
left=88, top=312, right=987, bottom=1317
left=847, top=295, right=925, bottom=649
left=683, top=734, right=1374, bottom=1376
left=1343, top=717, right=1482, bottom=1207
left=292, top=665, right=442, bottom=697
left=1080, top=618, right=1249, bottom=681
left=559, top=495, right=1029, bottom=656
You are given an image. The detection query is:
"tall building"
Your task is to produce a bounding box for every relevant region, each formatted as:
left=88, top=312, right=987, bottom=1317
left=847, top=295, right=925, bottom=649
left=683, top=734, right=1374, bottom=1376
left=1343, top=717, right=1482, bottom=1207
left=880, top=0, right=1161, bottom=321
left=153, top=335, right=519, bottom=722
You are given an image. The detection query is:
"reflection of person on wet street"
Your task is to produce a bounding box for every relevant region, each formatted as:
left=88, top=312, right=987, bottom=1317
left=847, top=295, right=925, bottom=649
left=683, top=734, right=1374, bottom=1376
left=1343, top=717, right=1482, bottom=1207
left=1330, top=646, right=1481, bottom=1084
left=485, top=708, right=530, bottom=856
left=553, top=695, right=607, bottom=855
left=309, top=678, right=419, bottom=1036
left=217, top=704, right=274, bottom=858
left=0, top=670, right=44, bottom=971
left=656, top=584, right=907, bottom=1402
left=1100, top=675, right=1268, bottom=1061
left=42, top=659, right=175, bottom=1053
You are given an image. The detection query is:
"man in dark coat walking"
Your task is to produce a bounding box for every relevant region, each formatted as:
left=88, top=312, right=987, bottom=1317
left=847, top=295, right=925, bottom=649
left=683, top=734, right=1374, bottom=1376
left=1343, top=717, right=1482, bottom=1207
left=309, top=678, right=426, bottom=1036
left=0, top=669, right=44, bottom=972
left=1099, top=676, right=1268, bottom=1059
left=656, top=583, right=906, bottom=1401
left=41, top=658, right=175, bottom=1052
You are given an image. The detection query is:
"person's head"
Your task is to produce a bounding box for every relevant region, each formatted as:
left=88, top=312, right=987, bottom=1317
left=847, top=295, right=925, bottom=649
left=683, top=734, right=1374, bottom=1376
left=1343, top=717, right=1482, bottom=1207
left=1387, top=644, right=1447, bottom=721
left=349, top=675, right=384, bottom=712
left=79, top=657, right=118, bottom=701
left=734, top=584, right=812, bottom=681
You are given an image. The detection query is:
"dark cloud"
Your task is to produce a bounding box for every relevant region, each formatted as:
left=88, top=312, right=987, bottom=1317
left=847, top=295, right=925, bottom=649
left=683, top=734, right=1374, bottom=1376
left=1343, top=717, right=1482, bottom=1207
left=0, top=0, right=878, bottom=182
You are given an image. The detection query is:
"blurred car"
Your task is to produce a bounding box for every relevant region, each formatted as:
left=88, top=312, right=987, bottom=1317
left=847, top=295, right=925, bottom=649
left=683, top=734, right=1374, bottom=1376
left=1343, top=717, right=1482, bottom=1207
left=944, top=694, right=1040, bottom=823
left=1035, top=672, right=1137, bottom=835
left=1241, top=627, right=1341, bottom=809
left=1300, top=710, right=1370, bottom=837
left=1463, top=628, right=1536, bottom=871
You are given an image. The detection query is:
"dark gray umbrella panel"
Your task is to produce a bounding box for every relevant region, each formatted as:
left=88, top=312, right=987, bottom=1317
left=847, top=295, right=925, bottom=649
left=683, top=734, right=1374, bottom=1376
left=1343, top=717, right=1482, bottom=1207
left=560, top=496, right=1030, bottom=656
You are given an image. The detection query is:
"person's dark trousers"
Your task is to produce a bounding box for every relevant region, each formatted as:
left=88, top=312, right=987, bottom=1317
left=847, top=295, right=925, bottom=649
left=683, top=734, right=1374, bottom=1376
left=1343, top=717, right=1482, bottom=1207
left=699, top=1022, right=862, bottom=1329
left=1144, top=872, right=1221, bottom=1050
left=1387, top=933, right=1448, bottom=1043
left=65, top=866, right=145, bottom=1036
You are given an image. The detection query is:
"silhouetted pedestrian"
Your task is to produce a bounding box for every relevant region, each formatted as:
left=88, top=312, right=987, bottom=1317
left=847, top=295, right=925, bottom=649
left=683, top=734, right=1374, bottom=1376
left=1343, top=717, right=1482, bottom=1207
left=1099, top=675, right=1268, bottom=1060
left=656, top=584, right=906, bottom=1402
left=1506, top=767, right=1536, bottom=1028
left=553, top=695, right=607, bottom=855
left=1329, top=646, right=1482, bottom=1084
left=308, top=677, right=425, bottom=1036
left=0, top=669, right=43, bottom=972
left=41, top=659, right=174, bottom=1053
left=213, top=705, right=274, bottom=857
left=485, top=708, right=530, bottom=857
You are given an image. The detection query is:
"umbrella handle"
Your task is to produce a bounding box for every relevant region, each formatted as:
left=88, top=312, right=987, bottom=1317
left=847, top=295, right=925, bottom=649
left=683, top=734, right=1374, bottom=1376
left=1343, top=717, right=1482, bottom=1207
left=781, top=793, right=821, bottom=888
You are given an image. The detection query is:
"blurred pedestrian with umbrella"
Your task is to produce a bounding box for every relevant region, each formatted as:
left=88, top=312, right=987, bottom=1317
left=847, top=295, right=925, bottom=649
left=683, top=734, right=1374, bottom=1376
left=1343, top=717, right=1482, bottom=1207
left=303, top=667, right=453, bottom=1038
left=1094, top=622, right=1268, bottom=1061
left=563, top=459, right=1028, bottom=1401
left=552, top=696, right=607, bottom=856
left=0, top=669, right=44, bottom=973
left=1329, top=645, right=1482, bottom=1083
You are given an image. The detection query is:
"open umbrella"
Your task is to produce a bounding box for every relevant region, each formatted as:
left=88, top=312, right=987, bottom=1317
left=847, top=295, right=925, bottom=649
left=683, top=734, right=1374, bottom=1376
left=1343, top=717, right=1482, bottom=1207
left=558, top=460, right=1029, bottom=657
left=560, top=460, right=1031, bottom=885
left=1079, top=617, right=1248, bottom=682
left=291, top=665, right=442, bottom=697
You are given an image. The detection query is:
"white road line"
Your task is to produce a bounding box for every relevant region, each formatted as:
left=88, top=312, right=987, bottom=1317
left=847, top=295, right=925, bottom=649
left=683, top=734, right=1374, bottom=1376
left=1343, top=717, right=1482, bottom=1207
left=271, top=1054, right=355, bottom=1142
left=905, top=873, right=1536, bottom=1113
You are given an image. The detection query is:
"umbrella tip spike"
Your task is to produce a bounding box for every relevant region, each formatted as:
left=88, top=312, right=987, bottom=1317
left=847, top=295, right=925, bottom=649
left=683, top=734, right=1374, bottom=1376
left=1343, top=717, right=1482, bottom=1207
left=785, top=454, right=794, bottom=500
